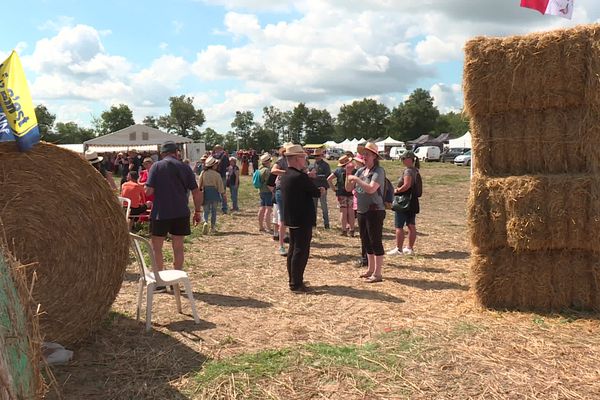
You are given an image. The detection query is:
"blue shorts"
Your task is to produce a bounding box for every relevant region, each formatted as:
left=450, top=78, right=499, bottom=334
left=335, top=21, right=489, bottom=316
left=275, top=189, right=284, bottom=219
left=260, top=192, right=273, bottom=207
left=394, top=211, right=416, bottom=228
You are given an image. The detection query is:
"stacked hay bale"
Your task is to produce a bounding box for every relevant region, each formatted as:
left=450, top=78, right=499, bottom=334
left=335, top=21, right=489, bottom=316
left=0, top=142, right=129, bottom=343
left=464, top=25, right=600, bottom=311
left=0, top=246, right=44, bottom=399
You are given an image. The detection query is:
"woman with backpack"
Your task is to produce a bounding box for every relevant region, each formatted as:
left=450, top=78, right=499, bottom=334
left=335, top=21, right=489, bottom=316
left=256, top=153, right=273, bottom=233
left=327, top=154, right=356, bottom=236
left=387, top=150, right=421, bottom=256
left=345, top=142, right=386, bottom=283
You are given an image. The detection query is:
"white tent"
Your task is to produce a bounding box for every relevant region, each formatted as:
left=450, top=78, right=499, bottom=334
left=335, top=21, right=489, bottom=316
left=84, top=124, right=193, bottom=149
left=323, top=140, right=339, bottom=148
left=447, top=131, right=471, bottom=149
left=376, top=136, right=405, bottom=152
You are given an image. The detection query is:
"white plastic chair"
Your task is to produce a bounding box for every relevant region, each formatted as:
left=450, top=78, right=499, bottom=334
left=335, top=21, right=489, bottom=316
left=118, top=196, right=131, bottom=220
left=129, top=233, right=200, bottom=331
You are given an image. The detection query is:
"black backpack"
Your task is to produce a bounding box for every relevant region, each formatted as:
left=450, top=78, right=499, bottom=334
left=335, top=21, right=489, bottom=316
left=413, top=170, right=423, bottom=198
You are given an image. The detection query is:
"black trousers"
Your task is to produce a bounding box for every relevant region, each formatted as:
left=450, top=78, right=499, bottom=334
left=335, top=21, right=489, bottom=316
left=287, top=225, right=313, bottom=289
left=358, top=210, right=386, bottom=256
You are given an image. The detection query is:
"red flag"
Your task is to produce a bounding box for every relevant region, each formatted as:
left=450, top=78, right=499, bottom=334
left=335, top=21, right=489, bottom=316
left=521, top=0, right=573, bottom=19
left=521, top=0, right=549, bottom=14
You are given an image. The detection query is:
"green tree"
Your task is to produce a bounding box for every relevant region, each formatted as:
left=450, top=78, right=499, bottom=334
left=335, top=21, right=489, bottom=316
left=96, top=104, right=135, bottom=135
left=223, top=131, right=237, bottom=151
left=288, top=103, right=309, bottom=143
left=336, top=98, right=390, bottom=140
left=200, top=127, right=223, bottom=149
left=142, top=115, right=159, bottom=128
left=158, top=95, right=206, bottom=137
left=231, top=111, right=256, bottom=149
left=34, top=104, right=56, bottom=142
left=304, top=108, right=335, bottom=144
left=252, top=126, right=279, bottom=152
left=434, top=111, right=470, bottom=137
left=388, top=89, right=440, bottom=141
left=55, top=122, right=95, bottom=144
left=262, top=106, right=289, bottom=145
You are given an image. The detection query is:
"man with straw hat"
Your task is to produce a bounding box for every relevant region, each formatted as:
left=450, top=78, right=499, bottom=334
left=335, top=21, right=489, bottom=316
left=271, top=142, right=293, bottom=256
left=280, top=144, right=325, bottom=293
left=145, top=141, right=203, bottom=283
left=85, top=150, right=118, bottom=191
left=198, top=155, right=227, bottom=234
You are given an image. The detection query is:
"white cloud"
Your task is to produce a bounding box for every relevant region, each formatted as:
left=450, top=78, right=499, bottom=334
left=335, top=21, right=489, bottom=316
left=415, top=35, right=462, bottom=65
left=159, top=42, right=169, bottom=51
left=430, top=83, right=462, bottom=114
left=172, top=20, right=184, bottom=34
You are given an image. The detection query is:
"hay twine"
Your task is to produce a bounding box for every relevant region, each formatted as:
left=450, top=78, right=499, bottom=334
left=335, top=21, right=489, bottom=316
left=0, top=142, right=129, bottom=344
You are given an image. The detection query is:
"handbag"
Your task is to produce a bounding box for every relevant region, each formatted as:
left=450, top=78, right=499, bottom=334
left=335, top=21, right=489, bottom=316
left=392, top=192, right=411, bottom=212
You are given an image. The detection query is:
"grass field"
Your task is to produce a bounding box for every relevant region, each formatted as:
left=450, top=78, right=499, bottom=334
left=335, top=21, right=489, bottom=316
left=47, top=161, right=600, bottom=399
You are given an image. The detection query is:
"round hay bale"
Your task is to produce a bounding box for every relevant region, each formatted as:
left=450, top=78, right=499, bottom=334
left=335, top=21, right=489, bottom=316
left=0, top=248, right=43, bottom=399
left=0, top=142, right=129, bottom=344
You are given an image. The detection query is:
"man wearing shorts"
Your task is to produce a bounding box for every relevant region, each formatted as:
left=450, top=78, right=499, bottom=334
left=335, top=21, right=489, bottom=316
left=145, top=141, right=203, bottom=276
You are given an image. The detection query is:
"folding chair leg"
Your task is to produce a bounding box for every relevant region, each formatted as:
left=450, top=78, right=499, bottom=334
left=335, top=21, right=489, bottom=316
left=136, top=279, right=144, bottom=321
left=146, top=284, right=155, bottom=332
left=183, top=280, right=200, bottom=324
left=174, top=283, right=182, bottom=313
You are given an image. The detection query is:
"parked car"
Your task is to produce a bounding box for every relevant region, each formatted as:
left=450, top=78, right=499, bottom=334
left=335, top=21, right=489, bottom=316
left=440, top=147, right=469, bottom=163
left=325, top=147, right=344, bottom=160
left=414, top=146, right=441, bottom=162
left=454, top=150, right=472, bottom=166
left=389, top=146, right=408, bottom=160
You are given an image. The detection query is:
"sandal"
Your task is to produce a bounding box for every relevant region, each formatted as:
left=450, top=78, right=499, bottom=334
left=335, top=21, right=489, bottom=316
left=359, top=272, right=374, bottom=278
left=365, top=275, right=383, bottom=283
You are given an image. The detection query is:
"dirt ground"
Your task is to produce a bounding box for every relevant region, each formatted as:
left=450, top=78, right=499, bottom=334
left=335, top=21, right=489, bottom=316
left=47, top=162, right=600, bottom=399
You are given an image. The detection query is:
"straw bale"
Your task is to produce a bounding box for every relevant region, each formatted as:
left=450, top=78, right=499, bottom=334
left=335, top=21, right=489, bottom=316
left=470, top=106, right=596, bottom=176
left=0, top=142, right=129, bottom=344
left=469, top=174, right=600, bottom=252
left=471, top=248, right=600, bottom=311
left=0, top=247, right=44, bottom=399
left=463, top=25, right=600, bottom=117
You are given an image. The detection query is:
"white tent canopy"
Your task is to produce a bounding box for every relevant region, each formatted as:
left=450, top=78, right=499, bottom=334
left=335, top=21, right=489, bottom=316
left=447, top=131, right=471, bottom=149
left=376, top=136, right=405, bottom=151
left=84, top=124, right=193, bottom=149
left=323, top=140, right=339, bottom=148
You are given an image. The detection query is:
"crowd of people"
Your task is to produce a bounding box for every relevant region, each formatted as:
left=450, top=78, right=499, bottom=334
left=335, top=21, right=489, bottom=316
left=87, top=139, right=422, bottom=293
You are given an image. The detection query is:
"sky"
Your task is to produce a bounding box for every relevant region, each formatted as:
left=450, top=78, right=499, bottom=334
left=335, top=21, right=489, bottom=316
left=2, top=0, right=600, bottom=134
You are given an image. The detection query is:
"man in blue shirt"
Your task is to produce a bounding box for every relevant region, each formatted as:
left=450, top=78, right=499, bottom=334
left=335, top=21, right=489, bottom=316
left=146, top=141, right=203, bottom=275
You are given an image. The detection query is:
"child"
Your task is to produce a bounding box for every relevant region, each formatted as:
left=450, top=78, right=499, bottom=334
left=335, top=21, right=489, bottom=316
left=198, top=156, right=227, bottom=234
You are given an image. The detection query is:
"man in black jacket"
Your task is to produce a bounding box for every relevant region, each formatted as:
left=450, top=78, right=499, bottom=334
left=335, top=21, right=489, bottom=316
left=280, top=144, right=325, bottom=293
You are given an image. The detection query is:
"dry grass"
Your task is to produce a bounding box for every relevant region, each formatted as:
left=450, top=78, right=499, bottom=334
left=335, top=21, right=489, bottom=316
left=46, top=162, right=600, bottom=399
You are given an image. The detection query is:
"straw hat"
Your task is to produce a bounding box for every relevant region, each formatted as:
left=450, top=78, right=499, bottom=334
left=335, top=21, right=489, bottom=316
left=279, top=142, right=293, bottom=155
left=260, top=153, right=272, bottom=164
left=204, top=156, right=218, bottom=168
left=142, top=157, right=153, bottom=164
left=337, top=154, right=353, bottom=167
left=84, top=150, right=103, bottom=164
left=200, top=154, right=208, bottom=162
left=353, top=154, right=366, bottom=165
left=284, top=144, right=307, bottom=156
left=361, top=142, right=382, bottom=159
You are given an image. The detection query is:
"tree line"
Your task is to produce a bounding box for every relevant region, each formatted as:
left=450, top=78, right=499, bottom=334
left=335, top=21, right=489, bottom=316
left=35, top=88, right=470, bottom=150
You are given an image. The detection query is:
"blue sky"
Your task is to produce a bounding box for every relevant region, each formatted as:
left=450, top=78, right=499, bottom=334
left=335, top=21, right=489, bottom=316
left=2, top=0, right=599, bottom=135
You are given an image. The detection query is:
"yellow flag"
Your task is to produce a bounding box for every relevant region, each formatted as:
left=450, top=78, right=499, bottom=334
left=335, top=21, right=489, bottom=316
left=0, top=51, right=39, bottom=151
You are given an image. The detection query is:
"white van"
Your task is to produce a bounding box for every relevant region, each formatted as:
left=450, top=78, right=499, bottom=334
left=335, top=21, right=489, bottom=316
left=389, top=146, right=407, bottom=160
left=414, top=146, right=441, bottom=162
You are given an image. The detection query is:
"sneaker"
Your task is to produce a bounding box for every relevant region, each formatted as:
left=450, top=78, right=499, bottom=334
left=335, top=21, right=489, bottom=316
left=210, top=226, right=217, bottom=234
left=402, top=247, right=414, bottom=255
left=272, top=235, right=279, bottom=241
left=201, top=222, right=209, bottom=235
left=290, top=285, right=313, bottom=294
left=340, top=230, right=347, bottom=237
left=278, top=246, right=288, bottom=256
left=283, top=236, right=289, bottom=244
left=386, top=247, right=402, bottom=255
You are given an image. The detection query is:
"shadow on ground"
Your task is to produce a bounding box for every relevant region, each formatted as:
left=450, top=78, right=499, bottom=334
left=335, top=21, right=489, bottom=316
left=421, top=250, right=470, bottom=260
left=387, top=277, right=469, bottom=291
left=387, top=263, right=450, bottom=274
left=193, top=292, right=273, bottom=308
left=310, top=284, right=404, bottom=303
left=47, top=313, right=207, bottom=400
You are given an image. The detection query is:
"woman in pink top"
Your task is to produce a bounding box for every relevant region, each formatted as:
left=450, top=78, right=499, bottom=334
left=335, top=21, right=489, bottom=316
left=138, top=157, right=154, bottom=201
